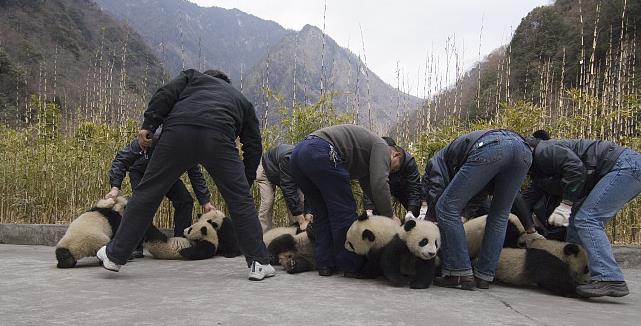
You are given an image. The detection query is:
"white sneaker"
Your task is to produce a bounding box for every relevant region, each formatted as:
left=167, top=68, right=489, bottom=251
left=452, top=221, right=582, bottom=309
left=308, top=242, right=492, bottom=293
left=248, top=261, right=275, bottom=281
left=97, top=246, right=121, bottom=272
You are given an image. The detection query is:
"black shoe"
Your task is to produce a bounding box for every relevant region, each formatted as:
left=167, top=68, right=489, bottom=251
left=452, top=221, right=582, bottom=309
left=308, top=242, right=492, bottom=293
left=433, top=275, right=476, bottom=291
left=475, top=277, right=490, bottom=289
left=343, top=271, right=369, bottom=279
left=130, top=249, right=144, bottom=259
left=576, top=281, right=629, bottom=298
left=318, top=267, right=335, bottom=277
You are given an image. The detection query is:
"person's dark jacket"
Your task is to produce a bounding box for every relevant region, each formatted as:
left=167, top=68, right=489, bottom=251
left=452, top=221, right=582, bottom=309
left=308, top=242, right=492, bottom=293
left=140, top=69, right=262, bottom=183
left=423, top=129, right=495, bottom=220
left=529, top=139, right=625, bottom=203
left=363, top=151, right=423, bottom=211
left=108, top=131, right=211, bottom=205
left=262, top=144, right=305, bottom=216
left=460, top=191, right=534, bottom=230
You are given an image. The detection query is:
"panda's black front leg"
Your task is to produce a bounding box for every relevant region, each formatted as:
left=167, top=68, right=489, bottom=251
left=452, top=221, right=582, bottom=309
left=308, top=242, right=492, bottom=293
left=410, top=258, right=436, bottom=289
left=179, top=240, right=216, bottom=260
left=380, top=236, right=410, bottom=287
left=285, top=256, right=315, bottom=274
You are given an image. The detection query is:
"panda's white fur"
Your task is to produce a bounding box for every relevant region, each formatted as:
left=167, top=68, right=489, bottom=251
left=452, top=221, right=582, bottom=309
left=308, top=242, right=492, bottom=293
left=55, top=197, right=128, bottom=268
left=263, top=226, right=315, bottom=273
left=494, top=239, right=590, bottom=296
left=144, top=214, right=220, bottom=260
left=464, top=213, right=527, bottom=259
left=345, top=215, right=400, bottom=256
left=399, top=219, right=440, bottom=260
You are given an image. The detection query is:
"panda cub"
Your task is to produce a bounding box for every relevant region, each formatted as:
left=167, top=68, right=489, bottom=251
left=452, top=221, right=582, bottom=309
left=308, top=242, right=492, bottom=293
left=263, top=225, right=315, bottom=274
left=201, top=210, right=241, bottom=258
left=144, top=211, right=221, bottom=260
left=345, top=214, right=440, bottom=289
left=55, top=196, right=128, bottom=268
left=464, top=214, right=528, bottom=259
left=494, top=239, right=590, bottom=296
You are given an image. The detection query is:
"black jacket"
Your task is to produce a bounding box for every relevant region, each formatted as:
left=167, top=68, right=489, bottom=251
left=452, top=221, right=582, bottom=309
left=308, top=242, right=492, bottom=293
left=261, top=144, right=305, bottom=216
left=423, top=129, right=495, bottom=220
left=363, top=151, right=423, bottom=210
left=529, top=139, right=625, bottom=202
left=108, top=132, right=211, bottom=205
left=141, top=69, right=262, bottom=183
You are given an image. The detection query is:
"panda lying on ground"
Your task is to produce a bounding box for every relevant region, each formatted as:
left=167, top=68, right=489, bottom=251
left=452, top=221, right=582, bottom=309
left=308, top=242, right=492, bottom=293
left=144, top=210, right=240, bottom=260
left=55, top=197, right=128, bottom=268
left=263, top=224, right=315, bottom=274
left=345, top=214, right=441, bottom=289
left=494, top=239, right=590, bottom=296
left=463, top=213, right=529, bottom=259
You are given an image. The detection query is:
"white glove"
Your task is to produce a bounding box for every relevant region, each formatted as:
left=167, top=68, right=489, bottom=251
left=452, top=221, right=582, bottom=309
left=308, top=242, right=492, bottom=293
left=548, top=202, right=572, bottom=227
left=518, top=231, right=546, bottom=248
left=405, top=211, right=416, bottom=221
left=418, top=205, right=427, bottom=220
left=366, top=209, right=374, bottom=217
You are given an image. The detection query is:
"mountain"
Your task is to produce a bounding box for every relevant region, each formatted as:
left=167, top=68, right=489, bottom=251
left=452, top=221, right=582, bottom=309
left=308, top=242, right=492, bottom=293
left=0, top=0, right=166, bottom=126
left=95, top=0, right=419, bottom=131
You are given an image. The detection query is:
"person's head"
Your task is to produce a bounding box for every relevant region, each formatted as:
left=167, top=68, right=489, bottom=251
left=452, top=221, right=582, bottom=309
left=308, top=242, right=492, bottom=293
left=532, top=129, right=550, bottom=140
left=203, top=69, right=231, bottom=84
left=383, top=136, right=404, bottom=173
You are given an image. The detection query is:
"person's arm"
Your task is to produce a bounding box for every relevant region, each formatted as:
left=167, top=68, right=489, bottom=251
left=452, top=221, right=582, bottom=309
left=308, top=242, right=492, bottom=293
left=107, top=139, right=144, bottom=192
left=141, top=70, right=191, bottom=132
left=404, top=155, right=423, bottom=216
left=279, top=156, right=304, bottom=216
left=423, top=150, right=448, bottom=221
left=187, top=165, right=211, bottom=205
left=361, top=190, right=376, bottom=211
left=511, top=192, right=535, bottom=231
left=239, top=101, right=262, bottom=184
left=536, top=144, right=587, bottom=202
left=368, top=143, right=393, bottom=217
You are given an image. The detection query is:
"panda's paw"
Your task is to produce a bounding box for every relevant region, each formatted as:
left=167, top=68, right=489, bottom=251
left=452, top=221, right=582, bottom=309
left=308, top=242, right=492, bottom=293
left=55, top=247, right=77, bottom=268
left=285, top=259, right=297, bottom=274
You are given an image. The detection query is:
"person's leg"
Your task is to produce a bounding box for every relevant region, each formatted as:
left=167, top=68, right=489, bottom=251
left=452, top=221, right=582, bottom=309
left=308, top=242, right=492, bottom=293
left=198, top=132, right=269, bottom=267
left=165, top=179, right=194, bottom=237
left=290, top=139, right=333, bottom=273
left=475, top=138, right=532, bottom=282
left=256, top=160, right=276, bottom=232
left=127, top=170, right=145, bottom=258
left=435, top=133, right=512, bottom=287
left=105, top=127, right=197, bottom=265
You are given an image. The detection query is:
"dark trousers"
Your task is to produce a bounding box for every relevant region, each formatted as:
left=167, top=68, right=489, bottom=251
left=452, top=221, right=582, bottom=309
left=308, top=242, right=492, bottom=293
left=106, top=126, right=268, bottom=266
left=290, top=137, right=364, bottom=273
left=129, top=170, right=194, bottom=237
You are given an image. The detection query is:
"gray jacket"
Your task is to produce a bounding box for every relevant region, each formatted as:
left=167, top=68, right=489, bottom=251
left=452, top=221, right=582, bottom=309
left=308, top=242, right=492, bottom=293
left=311, top=124, right=393, bottom=217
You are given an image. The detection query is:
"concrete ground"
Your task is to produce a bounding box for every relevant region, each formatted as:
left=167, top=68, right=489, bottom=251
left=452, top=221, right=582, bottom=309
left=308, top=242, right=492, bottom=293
left=1, top=244, right=639, bottom=326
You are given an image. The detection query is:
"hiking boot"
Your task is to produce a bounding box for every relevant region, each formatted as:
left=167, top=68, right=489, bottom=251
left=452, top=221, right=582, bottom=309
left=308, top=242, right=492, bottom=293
left=248, top=261, right=276, bottom=281
left=433, top=275, right=476, bottom=291
left=475, top=276, right=490, bottom=289
left=130, top=248, right=144, bottom=259
left=576, top=281, right=629, bottom=298
left=96, top=246, right=121, bottom=272
left=317, top=266, right=336, bottom=277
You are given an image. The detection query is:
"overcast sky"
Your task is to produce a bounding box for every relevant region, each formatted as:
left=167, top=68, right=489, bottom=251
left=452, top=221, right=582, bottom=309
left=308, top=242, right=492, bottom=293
left=190, top=0, right=551, bottom=97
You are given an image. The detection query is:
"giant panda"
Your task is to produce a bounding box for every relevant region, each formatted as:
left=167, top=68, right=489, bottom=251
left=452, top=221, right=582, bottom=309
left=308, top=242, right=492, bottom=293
left=396, top=219, right=441, bottom=289
left=144, top=213, right=219, bottom=260
left=464, top=214, right=528, bottom=259
left=494, top=239, right=590, bottom=296
left=55, top=196, right=128, bottom=268
left=262, top=225, right=315, bottom=273
left=199, top=210, right=241, bottom=258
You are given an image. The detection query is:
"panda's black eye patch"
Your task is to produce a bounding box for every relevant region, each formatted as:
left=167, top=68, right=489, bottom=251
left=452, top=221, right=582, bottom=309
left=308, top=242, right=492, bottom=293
left=348, top=241, right=354, bottom=251
left=186, top=227, right=192, bottom=234
left=200, top=226, right=208, bottom=235
left=419, top=238, right=428, bottom=247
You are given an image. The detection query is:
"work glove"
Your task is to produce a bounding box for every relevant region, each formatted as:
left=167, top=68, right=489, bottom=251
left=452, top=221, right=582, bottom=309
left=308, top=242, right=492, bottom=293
left=548, top=202, right=572, bottom=227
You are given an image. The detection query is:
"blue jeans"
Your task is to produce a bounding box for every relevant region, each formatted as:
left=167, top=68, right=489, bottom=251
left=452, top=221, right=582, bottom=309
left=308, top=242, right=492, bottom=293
left=437, top=131, right=532, bottom=281
left=566, top=149, right=641, bottom=281
left=289, top=136, right=364, bottom=273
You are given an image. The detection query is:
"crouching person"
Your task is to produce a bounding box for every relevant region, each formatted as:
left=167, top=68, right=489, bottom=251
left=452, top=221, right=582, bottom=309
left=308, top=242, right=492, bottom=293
left=424, top=129, right=532, bottom=290
left=526, top=136, right=638, bottom=298
left=289, top=124, right=402, bottom=277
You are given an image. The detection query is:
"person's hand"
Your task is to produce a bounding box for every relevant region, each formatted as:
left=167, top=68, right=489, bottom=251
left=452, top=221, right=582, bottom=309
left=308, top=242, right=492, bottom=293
left=304, top=213, right=314, bottom=223
left=518, top=230, right=546, bottom=248
left=366, top=209, right=374, bottom=217
left=408, top=205, right=421, bottom=218
left=295, top=214, right=309, bottom=230
left=418, top=205, right=428, bottom=220
left=202, top=202, right=216, bottom=213
left=137, top=129, right=153, bottom=151
left=549, top=202, right=572, bottom=227
left=105, top=187, right=119, bottom=199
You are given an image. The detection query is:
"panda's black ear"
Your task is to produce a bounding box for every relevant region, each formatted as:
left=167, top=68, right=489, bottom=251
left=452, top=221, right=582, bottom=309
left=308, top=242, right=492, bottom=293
left=563, top=243, right=580, bottom=257
left=404, top=219, right=417, bottom=231
left=207, top=219, right=219, bottom=229
left=357, top=212, right=369, bottom=221
left=200, top=226, right=208, bottom=236
left=362, top=229, right=376, bottom=242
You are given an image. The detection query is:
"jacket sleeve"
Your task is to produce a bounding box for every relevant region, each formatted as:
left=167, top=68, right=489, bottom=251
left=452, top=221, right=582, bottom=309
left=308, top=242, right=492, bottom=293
left=362, top=191, right=375, bottom=211
left=187, top=165, right=211, bottom=205
left=239, top=101, right=262, bottom=184
left=367, top=143, right=393, bottom=217
left=141, top=71, right=191, bottom=131
left=511, top=192, right=534, bottom=230
left=279, top=156, right=304, bottom=216
left=404, top=156, right=423, bottom=208
left=108, top=139, right=143, bottom=188
left=535, top=144, right=587, bottom=202
left=423, top=150, right=449, bottom=221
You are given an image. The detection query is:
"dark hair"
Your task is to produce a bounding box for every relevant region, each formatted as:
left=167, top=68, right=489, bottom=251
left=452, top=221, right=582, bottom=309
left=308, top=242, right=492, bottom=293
left=532, top=129, right=550, bottom=140
left=203, top=69, right=231, bottom=84
left=381, top=136, right=397, bottom=147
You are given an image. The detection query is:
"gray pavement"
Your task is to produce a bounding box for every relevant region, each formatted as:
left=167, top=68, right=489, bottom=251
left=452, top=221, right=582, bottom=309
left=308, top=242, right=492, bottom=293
left=0, top=244, right=639, bottom=326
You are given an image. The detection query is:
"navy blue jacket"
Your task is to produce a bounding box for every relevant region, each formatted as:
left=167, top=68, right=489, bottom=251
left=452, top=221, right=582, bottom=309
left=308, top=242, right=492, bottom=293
left=261, top=144, right=305, bottom=216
